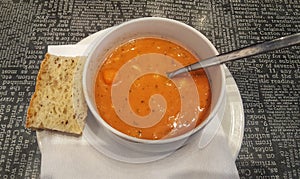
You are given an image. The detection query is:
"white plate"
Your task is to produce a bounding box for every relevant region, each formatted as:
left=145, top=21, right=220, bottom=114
left=37, top=29, right=244, bottom=162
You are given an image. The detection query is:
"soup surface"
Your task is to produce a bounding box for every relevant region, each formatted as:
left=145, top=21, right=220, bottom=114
left=95, top=37, right=211, bottom=140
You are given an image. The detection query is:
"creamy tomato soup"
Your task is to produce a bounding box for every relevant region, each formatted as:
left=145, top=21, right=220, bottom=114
left=95, top=37, right=211, bottom=140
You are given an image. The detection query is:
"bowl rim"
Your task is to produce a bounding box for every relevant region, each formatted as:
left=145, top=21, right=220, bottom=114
left=83, top=17, right=225, bottom=144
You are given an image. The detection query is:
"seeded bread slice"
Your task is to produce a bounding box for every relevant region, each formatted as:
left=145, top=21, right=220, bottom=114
left=26, top=53, right=87, bottom=135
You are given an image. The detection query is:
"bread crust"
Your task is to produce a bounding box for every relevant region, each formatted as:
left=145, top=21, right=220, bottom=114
left=26, top=53, right=87, bottom=135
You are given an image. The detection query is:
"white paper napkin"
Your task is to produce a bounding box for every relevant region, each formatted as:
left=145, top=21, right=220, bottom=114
left=38, top=45, right=239, bottom=179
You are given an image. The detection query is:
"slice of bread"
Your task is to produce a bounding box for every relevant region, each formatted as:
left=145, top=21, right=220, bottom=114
left=26, top=53, right=87, bottom=135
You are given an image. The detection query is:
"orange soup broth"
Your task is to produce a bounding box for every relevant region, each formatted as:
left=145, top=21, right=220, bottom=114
left=95, top=37, right=211, bottom=140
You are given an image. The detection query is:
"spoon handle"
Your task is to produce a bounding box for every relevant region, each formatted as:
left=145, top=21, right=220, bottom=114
left=167, top=33, right=300, bottom=78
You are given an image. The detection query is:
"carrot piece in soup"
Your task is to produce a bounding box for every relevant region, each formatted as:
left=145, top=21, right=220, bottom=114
left=102, top=69, right=116, bottom=84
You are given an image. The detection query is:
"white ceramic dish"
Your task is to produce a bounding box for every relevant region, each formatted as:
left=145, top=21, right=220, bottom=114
left=37, top=21, right=244, bottom=165
left=82, top=17, right=226, bottom=153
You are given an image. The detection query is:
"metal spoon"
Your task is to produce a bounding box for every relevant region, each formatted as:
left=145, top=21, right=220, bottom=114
left=167, top=33, right=300, bottom=78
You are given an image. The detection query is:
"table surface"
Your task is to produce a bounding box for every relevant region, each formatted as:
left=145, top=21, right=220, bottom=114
left=0, top=0, right=299, bottom=178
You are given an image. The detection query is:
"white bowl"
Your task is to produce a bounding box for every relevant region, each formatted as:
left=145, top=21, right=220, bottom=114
left=83, top=17, right=225, bottom=153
